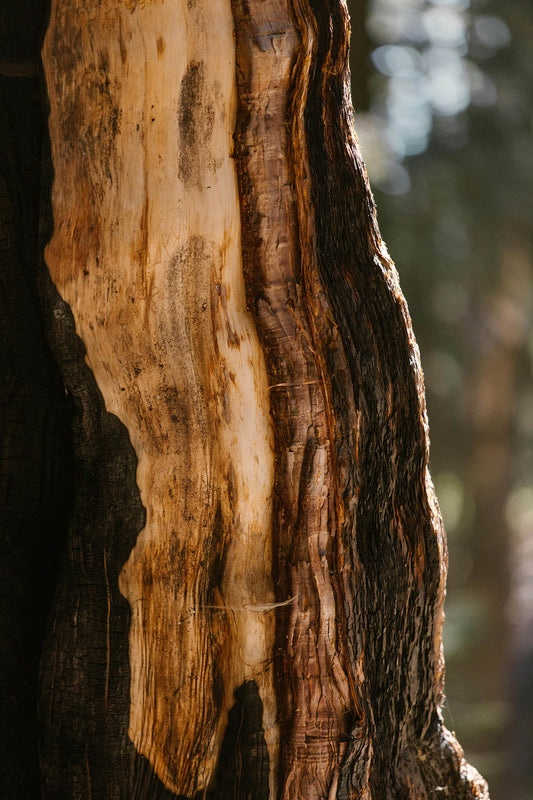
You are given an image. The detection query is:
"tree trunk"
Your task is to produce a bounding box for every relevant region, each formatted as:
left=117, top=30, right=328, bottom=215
left=2, top=1, right=490, bottom=798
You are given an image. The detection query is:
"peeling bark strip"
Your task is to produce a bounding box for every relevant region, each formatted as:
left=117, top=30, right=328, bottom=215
left=232, top=1, right=490, bottom=799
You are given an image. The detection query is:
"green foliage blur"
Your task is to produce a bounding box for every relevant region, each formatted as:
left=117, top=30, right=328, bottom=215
left=349, top=0, right=533, bottom=797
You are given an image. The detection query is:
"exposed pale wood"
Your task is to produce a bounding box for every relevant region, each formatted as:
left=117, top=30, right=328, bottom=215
left=42, top=0, right=277, bottom=794
left=232, top=3, right=352, bottom=797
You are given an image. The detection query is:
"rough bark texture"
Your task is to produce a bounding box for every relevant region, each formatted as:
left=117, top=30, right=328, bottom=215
left=0, top=3, right=72, bottom=797
left=232, top=2, right=489, bottom=798
left=0, top=0, right=491, bottom=798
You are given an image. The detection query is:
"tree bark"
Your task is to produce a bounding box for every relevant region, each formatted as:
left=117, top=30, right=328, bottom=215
left=2, top=0, right=490, bottom=798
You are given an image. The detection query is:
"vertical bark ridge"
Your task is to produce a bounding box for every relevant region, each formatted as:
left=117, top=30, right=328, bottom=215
left=37, top=266, right=145, bottom=800
left=232, top=3, right=353, bottom=799
left=233, top=0, right=490, bottom=798
left=292, top=1, right=490, bottom=797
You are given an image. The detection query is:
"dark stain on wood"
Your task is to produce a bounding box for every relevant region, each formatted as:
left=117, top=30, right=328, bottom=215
left=59, top=59, right=120, bottom=178
left=178, top=61, right=216, bottom=187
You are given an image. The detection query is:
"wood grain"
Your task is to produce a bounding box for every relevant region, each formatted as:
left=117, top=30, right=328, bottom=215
left=43, top=0, right=277, bottom=794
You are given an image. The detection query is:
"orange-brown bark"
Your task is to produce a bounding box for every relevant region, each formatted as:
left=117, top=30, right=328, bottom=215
left=232, top=3, right=351, bottom=797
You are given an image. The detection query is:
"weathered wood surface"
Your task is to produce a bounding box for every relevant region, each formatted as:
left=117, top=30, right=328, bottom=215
left=36, top=0, right=491, bottom=798
left=42, top=0, right=277, bottom=796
